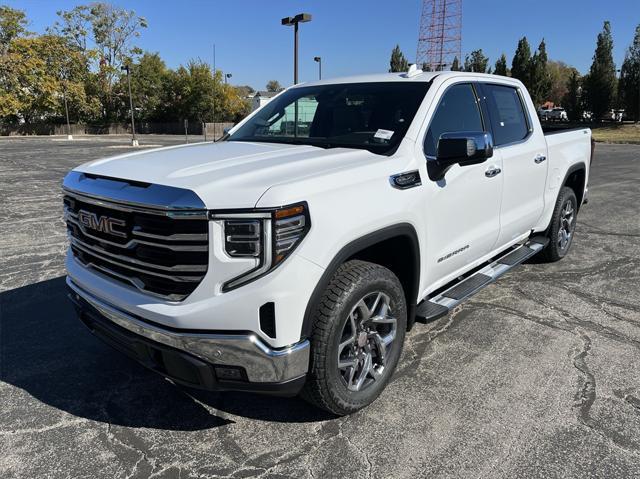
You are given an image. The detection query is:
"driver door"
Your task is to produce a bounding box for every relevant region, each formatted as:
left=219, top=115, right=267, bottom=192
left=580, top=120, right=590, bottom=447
left=421, top=82, right=503, bottom=288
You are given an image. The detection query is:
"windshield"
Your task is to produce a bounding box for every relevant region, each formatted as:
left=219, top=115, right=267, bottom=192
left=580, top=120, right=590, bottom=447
left=227, top=82, right=431, bottom=155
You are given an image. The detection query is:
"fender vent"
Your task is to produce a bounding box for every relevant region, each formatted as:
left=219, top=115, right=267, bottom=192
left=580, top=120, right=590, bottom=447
left=259, top=302, right=276, bottom=339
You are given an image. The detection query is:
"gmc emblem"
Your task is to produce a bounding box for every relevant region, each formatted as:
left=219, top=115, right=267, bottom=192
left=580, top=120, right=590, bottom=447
left=78, top=210, right=127, bottom=238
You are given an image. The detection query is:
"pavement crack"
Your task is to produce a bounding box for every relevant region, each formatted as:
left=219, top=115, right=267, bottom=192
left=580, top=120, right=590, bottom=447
left=0, top=417, right=88, bottom=436
left=509, top=287, right=640, bottom=456
left=572, top=331, right=596, bottom=427
left=580, top=221, right=640, bottom=238
left=392, top=305, right=464, bottom=383
left=514, top=286, right=640, bottom=351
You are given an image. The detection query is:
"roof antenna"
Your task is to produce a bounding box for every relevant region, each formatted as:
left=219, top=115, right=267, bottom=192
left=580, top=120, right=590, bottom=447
left=403, top=64, right=423, bottom=78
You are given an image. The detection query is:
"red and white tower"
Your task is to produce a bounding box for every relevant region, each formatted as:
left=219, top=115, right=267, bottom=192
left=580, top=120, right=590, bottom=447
left=416, top=0, right=462, bottom=71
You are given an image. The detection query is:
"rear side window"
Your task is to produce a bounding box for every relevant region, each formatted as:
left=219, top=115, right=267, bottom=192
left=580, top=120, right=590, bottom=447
left=483, top=84, right=529, bottom=146
left=424, top=83, right=483, bottom=157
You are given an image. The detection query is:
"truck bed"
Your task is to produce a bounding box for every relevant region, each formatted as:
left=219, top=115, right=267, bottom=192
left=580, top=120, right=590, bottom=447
left=542, top=124, right=590, bottom=136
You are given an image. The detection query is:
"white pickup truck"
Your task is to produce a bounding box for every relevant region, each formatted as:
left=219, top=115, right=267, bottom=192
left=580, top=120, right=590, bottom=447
left=63, top=70, right=593, bottom=415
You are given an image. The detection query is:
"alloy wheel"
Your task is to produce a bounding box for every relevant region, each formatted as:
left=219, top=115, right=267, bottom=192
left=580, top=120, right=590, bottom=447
left=558, top=199, right=575, bottom=251
left=337, top=292, right=397, bottom=392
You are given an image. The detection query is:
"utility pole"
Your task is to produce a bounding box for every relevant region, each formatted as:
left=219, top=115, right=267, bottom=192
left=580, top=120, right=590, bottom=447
left=120, top=64, right=138, bottom=147
left=212, top=43, right=216, bottom=140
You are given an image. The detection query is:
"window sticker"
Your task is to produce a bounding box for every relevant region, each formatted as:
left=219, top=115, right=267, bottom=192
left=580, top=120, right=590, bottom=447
left=374, top=129, right=394, bottom=140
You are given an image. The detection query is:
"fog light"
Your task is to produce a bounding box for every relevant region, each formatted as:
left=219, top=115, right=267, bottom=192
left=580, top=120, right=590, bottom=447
left=214, top=365, right=247, bottom=382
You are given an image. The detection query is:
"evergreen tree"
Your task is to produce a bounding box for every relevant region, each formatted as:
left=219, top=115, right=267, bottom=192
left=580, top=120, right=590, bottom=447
left=389, top=45, right=409, bottom=73
left=511, top=37, right=532, bottom=88
left=619, top=24, right=640, bottom=121
left=529, top=39, right=551, bottom=104
left=450, top=56, right=460, bottom=71
left=494, top=54, right=508, bottom=76
left=584, top=21, right=617, bottom=121
left=563, top=70, right=583, bottom=122
left=463, top=49, right=489, bottom=73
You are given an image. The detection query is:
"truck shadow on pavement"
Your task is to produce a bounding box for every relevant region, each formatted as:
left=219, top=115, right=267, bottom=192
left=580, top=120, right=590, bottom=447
left=0, top=277, right=331, bottom=430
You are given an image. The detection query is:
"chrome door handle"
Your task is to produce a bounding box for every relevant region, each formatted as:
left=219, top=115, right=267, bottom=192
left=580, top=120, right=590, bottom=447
left=534, top=154, right=547, bottom=164
left=485, top=166, right=501, bottom=178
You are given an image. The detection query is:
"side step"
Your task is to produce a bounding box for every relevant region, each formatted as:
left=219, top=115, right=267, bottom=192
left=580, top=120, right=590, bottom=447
left=415, top=236, right=548, bottom=322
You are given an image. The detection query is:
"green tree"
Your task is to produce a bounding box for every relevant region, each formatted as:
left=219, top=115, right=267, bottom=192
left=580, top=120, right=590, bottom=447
left=511, top=37, right=532, bottom=88
left=389, top=44, right=409, bottom=73
left=494, top=53, right=508, bottom=76
left=563, top=70, right=583, bottom=122
left=0, top=5, right=29, bottom=52
left=266, top=80, right=282, bottom=92
left=161, top=61, right=249, bottom=124
left=584, top=21, right=617, bottom=121
left=464, top=49, right=489, bottom=73
left=547, top=61, right=577, bottom=105
left=235, top=85, right=255, bottom=97
left=450, top=56, right=461, bottom=71
left=619, top=24, right=640, bottom=121
left=116, top=52, right=168, bottom=122
left=0, top=34, right=95, bottom=123
left=529, top=39, right=551, bottom=104
left=51, top=3, right=147, bottom=121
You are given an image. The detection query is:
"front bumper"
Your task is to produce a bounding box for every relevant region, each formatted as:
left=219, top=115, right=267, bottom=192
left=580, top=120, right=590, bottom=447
left=67, top=278, right=310, bottom=395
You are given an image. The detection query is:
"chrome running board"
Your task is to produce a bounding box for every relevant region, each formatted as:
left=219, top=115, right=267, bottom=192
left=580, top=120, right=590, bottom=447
left=416, top=236, right=548, bottom=322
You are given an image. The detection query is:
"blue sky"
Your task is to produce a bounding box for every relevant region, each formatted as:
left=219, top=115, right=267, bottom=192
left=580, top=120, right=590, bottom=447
left=7, top=0, right=640, bottom=90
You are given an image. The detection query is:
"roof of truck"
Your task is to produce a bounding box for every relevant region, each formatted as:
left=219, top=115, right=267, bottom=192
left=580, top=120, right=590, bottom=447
left=295, top=70, right=520, bottom=88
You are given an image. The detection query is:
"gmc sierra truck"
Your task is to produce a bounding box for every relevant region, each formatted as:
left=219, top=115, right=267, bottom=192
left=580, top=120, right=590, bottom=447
left=63, top=69, right=593, bottom=415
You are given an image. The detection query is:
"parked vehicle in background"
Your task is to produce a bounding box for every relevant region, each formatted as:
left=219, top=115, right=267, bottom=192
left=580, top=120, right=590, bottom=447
left=603, top=109, right=624, bottom=122
left=548, top=107, right=568, bottom=122
left=538, top=106, right=553, bottom=121
left=63, top=69, right=593, bottom=415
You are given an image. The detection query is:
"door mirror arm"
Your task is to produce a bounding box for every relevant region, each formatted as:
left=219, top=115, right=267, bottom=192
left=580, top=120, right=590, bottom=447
left=426, top=131, right=494, bottom=182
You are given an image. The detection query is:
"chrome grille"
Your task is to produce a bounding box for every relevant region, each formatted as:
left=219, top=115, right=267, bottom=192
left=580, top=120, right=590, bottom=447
left=63, top=190, right=209, bottom=301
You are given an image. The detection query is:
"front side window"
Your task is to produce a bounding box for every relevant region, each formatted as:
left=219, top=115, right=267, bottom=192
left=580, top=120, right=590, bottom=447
left=424, top=83, right=483, bottom=157
left=483, top=84, right=529, bottom=146
left=228, top=82, right=431, bottom=155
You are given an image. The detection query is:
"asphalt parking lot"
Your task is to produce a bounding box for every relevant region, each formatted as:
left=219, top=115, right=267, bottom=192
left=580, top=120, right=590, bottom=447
left=1, top=136, right=639, bottom=478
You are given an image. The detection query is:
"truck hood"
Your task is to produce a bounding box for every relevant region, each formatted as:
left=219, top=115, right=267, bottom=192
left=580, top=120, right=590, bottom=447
left=75, top=141, right=381, bottom=209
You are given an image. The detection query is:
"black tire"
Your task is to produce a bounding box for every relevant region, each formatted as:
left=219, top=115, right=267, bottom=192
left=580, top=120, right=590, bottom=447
left=539, top=186, right=578, bottom=262
left=301, top=260, right=407, bottom=416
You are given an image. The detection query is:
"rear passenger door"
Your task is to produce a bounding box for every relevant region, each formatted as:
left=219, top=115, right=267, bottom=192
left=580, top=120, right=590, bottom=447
left=480, top=83, right=548, bottom=248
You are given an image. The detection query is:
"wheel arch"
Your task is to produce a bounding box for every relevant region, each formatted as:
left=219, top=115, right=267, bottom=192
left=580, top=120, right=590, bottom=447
left=562, top=162, right=587, bottom=210
left=300, top=223, right=421, bottom=340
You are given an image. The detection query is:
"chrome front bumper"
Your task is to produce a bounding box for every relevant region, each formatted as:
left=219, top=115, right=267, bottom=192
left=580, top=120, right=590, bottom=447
left=67, top=278, right=310, bottom=385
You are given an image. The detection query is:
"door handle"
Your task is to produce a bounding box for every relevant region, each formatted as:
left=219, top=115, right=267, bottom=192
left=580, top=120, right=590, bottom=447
left=485, top=166, right=501, bottom=178
left=534, top=154, right=547, bottom=164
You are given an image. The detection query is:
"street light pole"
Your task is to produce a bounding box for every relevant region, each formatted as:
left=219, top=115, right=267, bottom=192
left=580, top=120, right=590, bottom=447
left=282, top=13, right=312, bottom=139
left=121, top=64, right=138, bottom=146
left=314, top=56, right=322, bottom=80
left=281, top=13, right=312, bottom=85
left=63, top=82, right=72, bottom=140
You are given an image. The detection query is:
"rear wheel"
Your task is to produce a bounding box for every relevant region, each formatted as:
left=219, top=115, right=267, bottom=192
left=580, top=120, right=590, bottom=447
left=301, top=260, right=407, bottom=415
left=539, top=186, right=577, bottom=262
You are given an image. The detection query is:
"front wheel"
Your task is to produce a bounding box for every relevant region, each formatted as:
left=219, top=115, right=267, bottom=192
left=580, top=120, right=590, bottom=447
left=301, top=260, right=407, bottom=415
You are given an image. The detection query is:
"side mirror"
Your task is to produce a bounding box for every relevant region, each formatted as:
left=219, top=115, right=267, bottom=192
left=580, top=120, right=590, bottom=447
left=427, top=131, right=493, bottom=181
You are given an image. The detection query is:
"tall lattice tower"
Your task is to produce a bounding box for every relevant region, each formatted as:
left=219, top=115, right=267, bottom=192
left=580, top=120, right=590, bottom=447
left=416, top=0, right=462, bottom=71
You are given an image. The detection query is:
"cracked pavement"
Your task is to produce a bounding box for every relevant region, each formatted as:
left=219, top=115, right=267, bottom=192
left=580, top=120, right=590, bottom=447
left=1, top=136, right=639, bottom=478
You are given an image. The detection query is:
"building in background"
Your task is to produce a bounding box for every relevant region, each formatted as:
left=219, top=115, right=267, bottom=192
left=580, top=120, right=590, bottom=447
left=251, top=91, right=279, bottom=111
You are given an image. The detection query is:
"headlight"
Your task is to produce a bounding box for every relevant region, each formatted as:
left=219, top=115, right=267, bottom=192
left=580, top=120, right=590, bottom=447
left=211, top=202, right=310, bottom=291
